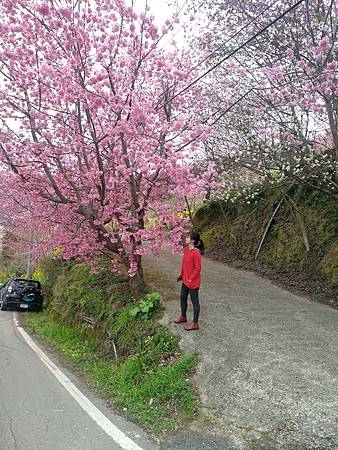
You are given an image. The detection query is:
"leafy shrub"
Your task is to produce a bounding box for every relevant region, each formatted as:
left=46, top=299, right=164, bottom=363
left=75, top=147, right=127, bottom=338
left=129, top=292, right=161, bottom=320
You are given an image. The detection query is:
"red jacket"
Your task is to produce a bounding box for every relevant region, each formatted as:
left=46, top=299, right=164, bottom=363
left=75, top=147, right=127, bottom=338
left=180, top=248, right=202, bottom=289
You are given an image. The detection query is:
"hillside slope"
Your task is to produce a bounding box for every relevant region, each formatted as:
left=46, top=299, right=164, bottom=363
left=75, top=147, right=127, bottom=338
left=194, top=182, right=337, bottom=304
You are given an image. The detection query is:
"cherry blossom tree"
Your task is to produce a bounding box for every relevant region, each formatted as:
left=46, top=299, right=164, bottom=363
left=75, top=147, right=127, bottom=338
left=190, top=0, right=338, bottom=197
left=0, top=0, right=212, bottom=294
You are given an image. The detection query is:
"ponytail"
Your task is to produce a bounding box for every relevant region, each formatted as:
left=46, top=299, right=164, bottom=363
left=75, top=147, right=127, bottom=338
left=190, top=231, right=205, bottom=255
left=195, top=239, right=205, bottom=255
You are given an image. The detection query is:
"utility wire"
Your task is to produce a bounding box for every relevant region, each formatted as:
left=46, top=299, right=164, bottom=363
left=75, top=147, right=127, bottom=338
left=163, top=0, right=306, bottom=106
left=187, top=0, right=282, bottom=76
left=176, top=88, right=254, bottom=152
left=157, top=0, right=281, bottom=106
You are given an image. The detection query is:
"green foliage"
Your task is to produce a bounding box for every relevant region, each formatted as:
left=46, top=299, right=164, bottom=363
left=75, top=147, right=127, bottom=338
left=0, top=235, right=26, bottom=277
left=232, top=260, right=245, bottom=269
left=106, top=354, right=197, bottom=430
left=129, top=292, right=161, bottom=320
left=319, top=240, right=338, bottom=287
left=39, top=260, right=132, bottom=343
left=200, top=225, right=226, bottom=250
left=0, top=269, right=15, bottom=283
left=31, top=267, right=45, bottom=283
left=108, top=302, right=178, bottom=357
left=26, top=311, right=96, bottom=363
left=38, top=256, right=70, bottom=306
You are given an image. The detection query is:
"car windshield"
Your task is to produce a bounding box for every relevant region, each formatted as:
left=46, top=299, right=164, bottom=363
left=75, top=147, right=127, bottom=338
left=11, top=280, right=40, bottom=291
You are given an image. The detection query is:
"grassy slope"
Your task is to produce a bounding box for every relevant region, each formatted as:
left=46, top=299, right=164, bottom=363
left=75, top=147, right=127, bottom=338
left=194, top=182, right=338, bottom=303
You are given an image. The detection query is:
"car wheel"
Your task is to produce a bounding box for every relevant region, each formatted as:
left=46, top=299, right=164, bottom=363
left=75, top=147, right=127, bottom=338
left=0, top=301, right=7, bottom=311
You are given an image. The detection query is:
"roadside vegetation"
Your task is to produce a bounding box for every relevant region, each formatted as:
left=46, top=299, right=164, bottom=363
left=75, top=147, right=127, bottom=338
left=25, top=259, right=198, bottom=434
left=195, top=179, right=338, bottom=306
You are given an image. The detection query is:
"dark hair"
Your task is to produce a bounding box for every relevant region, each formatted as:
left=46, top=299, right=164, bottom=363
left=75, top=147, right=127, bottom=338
left=190, top=231, right=205, bottom=255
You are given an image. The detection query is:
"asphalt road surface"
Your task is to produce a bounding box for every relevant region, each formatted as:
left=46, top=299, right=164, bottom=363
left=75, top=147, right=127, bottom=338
left=144, top=251, right=338, bottom=449
left=0, top=311, right=155, bottom=450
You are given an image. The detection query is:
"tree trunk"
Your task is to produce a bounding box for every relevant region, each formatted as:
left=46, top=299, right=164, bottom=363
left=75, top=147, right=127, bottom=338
left=325, top=100, right=338, bottom=168
left=129, top=260, right=145, bottom=299
left=255, top=196, right=285, bottom=260
left=26, top=234, right=34, bottom=278
left=184, top=196, right=194, bottom=226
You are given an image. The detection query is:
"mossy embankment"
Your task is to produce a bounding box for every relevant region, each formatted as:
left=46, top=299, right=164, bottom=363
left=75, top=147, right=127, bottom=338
left=194, top=182, right=338, bottom=305
left=25, top=259, right=198, bottom=434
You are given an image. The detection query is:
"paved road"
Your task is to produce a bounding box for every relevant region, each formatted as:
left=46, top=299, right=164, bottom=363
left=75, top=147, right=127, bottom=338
left=1, top=253, right=338, bottom=450
left=144, top=252, right=338, bottom=450
left=0, top=311, right=155, bottom=450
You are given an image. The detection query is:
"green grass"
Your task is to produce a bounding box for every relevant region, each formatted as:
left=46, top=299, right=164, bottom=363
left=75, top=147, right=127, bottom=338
left=25, top=312, right=198, bottom=433
left=26, top=312, right=96, bottom=363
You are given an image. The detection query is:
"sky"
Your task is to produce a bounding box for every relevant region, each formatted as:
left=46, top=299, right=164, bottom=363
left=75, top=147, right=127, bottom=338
left=136, top=0, right=189, bottom=48
left=144, top=0, right=186, bottom=24
left=148, top=0, right=175, bottom=25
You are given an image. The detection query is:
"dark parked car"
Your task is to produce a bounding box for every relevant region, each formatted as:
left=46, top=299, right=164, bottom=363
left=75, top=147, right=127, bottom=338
left=0, top=278, right=43, bottom=312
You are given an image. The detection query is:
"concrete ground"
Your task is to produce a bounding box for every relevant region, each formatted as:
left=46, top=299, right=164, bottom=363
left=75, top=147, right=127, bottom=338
left=144, top=252, right=338, bottom=450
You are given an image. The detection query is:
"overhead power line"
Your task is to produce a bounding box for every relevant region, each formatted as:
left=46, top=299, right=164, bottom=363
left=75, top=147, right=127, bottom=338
left=164, top=0, right=306, bottom=106
left=157, top=0, right=281, bottom=107
left=176, top=88, right=254, bottom=153
left=187, top=0, right=282, bottom=75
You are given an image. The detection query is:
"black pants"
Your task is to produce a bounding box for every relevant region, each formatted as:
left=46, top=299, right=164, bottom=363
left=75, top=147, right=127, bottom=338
left=181, top=283, right=200, bottom=322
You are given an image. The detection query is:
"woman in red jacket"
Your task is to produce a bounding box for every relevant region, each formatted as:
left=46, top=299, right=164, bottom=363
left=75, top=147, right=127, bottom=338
left=175, top=231, right=204, bottom=331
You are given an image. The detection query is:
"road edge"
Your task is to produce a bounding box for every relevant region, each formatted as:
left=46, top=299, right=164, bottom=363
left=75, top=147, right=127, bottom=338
left=13, top=312, right=144, bottom=450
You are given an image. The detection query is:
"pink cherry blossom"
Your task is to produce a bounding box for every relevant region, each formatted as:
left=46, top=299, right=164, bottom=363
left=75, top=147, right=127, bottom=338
left=0, top=0, right=219, bottom=293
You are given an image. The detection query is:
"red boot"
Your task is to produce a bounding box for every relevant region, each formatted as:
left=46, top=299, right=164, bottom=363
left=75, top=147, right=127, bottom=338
left=174, top=315, right=187, bottom=324
left=185, top=321, right=199, bottom=331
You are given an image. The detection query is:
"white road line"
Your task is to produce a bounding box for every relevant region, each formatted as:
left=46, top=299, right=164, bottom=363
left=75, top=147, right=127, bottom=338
left=13, top=313, right=143, bottom=450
